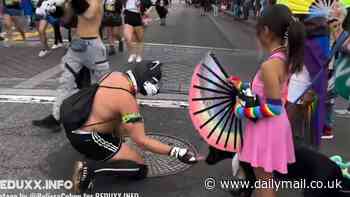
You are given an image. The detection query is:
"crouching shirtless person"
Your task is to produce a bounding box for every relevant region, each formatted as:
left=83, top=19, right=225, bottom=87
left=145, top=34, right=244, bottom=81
left=61, top=61, right=198, bottom=193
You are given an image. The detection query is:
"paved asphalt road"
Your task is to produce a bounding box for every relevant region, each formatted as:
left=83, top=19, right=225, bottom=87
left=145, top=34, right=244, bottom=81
left=0, top=2, right=349, bottom=197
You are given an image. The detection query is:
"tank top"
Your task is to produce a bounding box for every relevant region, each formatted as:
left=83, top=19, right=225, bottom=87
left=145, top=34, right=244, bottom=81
left=125, top=0, right=141, bottom=13
left=252, top=51, right=289, bottom=102
left=104, top=0, right=122, bottom=13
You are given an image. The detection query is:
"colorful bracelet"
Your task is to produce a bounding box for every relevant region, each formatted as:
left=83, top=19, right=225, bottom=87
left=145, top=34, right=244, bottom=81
left=122, top=112, right=144, bottom=124
left=235, top=98, right=283, bottom=120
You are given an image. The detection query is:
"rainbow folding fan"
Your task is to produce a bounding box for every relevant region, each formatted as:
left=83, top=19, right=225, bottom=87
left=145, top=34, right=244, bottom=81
left=188, top=53, right=243, bottom=152
left=277, top=0, right=342, bottom=20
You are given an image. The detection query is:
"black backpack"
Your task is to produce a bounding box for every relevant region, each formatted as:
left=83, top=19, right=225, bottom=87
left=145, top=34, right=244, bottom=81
left=60, top=72, right=117, bottom=132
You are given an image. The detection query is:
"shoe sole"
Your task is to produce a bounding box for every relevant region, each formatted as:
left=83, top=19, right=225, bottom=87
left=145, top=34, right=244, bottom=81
left=335, top=110, right=350, bottom=116
left=72, top=161, right=83, bottom=194
left=335, top=111, right=350, bottom=118
left=321, top=136, right=334, bottom=140
left=38, top=53, right=49, bottom=58
left=39, top=50, right=52, bottom=58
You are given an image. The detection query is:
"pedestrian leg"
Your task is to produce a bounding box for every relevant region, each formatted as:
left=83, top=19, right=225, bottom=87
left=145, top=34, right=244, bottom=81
left=68, top=28, right=72, bottom=43
left=114, top=25, right=124, bottom=52
left=31, top=51, right=81, bottom=131
left=3, top=15, right=14, bottom=43
left=52, top=49, right=83, bottom=122
left=124, top=24, right=137, bottom=62
left=38, top=19, right=50, bottom=57
left=53, top=22, right=63, bottom=46
left=12, top=16, right=26, bottom=40
left=84, top=39, right=111, bottom=82
left=134, top=26, right=144, bottom=62
left=107, top=26, right=116, bottom=56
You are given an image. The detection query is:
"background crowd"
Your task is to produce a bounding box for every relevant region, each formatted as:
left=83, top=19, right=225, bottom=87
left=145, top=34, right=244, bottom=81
left=0, top=0, right=170, bottom=58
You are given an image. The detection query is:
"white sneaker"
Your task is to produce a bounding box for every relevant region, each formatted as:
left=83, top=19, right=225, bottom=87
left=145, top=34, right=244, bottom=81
left=136, top=55, right=142, bottom=63
left=3, top=38, right=11, bottom=47
left=51, top=43, right=63, bottom=49
left=38, top=49, right=49, bottom=57
left=321, top=134, right=335, bottom=140
left=128, top=54, right=137, bottom=63
left=335, top=109, right=350, bottom=115
left=335, top=109, right=350, bottom=118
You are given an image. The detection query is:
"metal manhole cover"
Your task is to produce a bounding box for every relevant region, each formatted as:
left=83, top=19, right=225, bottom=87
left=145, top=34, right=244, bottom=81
left=124, top=132, right=198, bottom=178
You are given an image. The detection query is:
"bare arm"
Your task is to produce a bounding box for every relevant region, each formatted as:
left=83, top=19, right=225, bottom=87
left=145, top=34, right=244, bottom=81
left=260, top=59, right=284, bottom=100
left=118, top=93, right=172, bottom=155
left=81, top=0, right=100, bottom=20
left=144, top=6, right=153, bottom=15
left=233, top=59, right=286, bottom=120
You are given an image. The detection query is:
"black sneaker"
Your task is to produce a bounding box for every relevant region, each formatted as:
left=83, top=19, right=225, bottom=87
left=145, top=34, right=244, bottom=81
left=32, top=114, right=61, bottom=132
left=72, top=161, right=94, bottom=194
left=118, top=41, right=124, bottom=52
left=109, top=46, right=116, bottom=56
left=0, top=36, right=4, bottom=41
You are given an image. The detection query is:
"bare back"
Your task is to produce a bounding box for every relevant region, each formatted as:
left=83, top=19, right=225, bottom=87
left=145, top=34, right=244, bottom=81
left=81, top=73, right=135, bottom=135
left=76, top=0, right=103, bottom=38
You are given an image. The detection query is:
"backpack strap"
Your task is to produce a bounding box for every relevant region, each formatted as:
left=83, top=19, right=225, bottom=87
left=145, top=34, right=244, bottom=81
left=99, top=85, right=134, bottom=95
left=83, top=119, right=115, bottom=128
left=98, top=72, right=114, bottom=84
left=97, top=72, right=134, bottom=95
left=65, top=63, right=79, bottom=79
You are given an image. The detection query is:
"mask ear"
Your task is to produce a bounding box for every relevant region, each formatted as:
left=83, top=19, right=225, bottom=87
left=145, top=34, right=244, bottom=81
left=152, top=60, right=161, bottom=67
left=149, top=61, right=162, bottom=81
left=127, top=60, right=162, bottom=95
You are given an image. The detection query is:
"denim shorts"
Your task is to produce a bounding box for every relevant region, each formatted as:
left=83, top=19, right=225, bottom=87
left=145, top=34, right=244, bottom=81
left=34, top=13, right=45, bottom=22
left=46, top=15, right=60, bottom=25
left=3, top=8, right=23, bottom=16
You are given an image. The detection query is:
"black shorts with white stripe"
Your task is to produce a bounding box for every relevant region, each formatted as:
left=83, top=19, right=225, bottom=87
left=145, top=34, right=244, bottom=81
left=66, top=130, right=123, bottom=161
